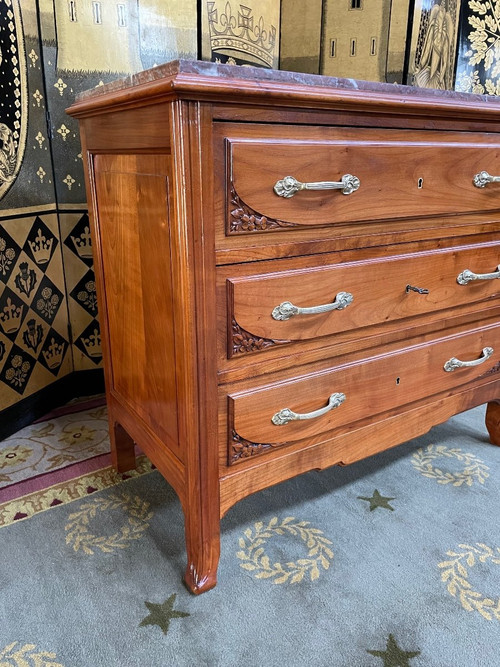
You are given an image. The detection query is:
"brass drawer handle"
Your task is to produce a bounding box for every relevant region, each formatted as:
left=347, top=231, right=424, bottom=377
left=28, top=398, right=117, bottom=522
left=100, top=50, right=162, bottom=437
left=457, top=265, right=500, bottom=285
left=272, top=291, right=353, bottom=321
left=473, top=171, right=500, bottom=188
left=444, top=346, right=494, bottom=372
left=274, top=174, right=360, bottom=198
left=272, top=392, right=346, bottom=425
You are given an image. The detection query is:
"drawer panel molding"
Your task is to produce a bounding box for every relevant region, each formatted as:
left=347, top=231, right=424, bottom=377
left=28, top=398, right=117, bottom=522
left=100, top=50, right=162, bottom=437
left=228, top=324, right=500, bottom=464
left=227, top=244, right=500, bottom=356
left=227, top=132, right=500, bottom=232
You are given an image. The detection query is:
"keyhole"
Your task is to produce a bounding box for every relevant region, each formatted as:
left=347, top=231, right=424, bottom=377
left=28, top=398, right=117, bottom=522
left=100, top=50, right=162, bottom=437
left=396, top=377, right=401, bottom=385
left=417, top=177, right=424, bottom=189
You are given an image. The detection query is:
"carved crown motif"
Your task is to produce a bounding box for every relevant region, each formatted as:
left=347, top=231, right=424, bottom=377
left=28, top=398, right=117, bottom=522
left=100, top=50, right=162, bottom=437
left=28, top=228, right=53, bottom=264
left=207, top=2, right=277, bottom=67
left=0, top=297, right=23, bottom=334
left=42, top=337, right=64, bottom=368
left=70, top=225, right=93, bottom=259
left=81, top=327, right=101, bottom=357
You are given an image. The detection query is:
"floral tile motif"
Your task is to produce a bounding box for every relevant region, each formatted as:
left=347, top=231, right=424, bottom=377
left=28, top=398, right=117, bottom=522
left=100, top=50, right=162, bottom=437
left=0, top=403, right=111, bottom=487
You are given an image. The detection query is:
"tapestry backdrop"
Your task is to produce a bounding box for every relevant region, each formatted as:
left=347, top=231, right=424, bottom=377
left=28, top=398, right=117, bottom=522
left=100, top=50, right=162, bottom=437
left=320, top=0, right=411, bottom=84
left=201, top=0, right=281, bottom=68
left=1, top=0, right=499, bottom=421
left=455, top=0, right=500, bottom=95
left=0, top=0, right=197, bottom=415
left=407, top=0, right=462, bottom=90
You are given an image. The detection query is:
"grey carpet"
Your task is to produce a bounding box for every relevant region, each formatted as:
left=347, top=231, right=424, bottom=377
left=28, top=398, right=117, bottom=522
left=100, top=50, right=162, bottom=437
left=1, top=405, right=499, bottom=666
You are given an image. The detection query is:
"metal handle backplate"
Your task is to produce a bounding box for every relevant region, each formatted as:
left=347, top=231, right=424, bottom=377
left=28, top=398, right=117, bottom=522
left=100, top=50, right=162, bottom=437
left=274, top=174, right=360, bottom=198
left=473, top=171, right=500, bottom=188
left=272, top=291, right=353, bottom=321
left=444, top=346, right=494, bottom=372
left=457, top=265, right=500, bottom=285
left=272, top=392, right=346, bottom=425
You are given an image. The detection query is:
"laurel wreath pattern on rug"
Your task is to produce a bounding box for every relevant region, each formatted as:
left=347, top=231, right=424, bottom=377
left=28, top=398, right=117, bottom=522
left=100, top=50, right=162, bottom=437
left=411, top=445, right=489, bottom=486
left=438, top=543, right=500, bottom=621
left=237, top=516, right=333, bottom=584
left=0, top=642, right=63, bottom=667
left=65, top=492, right=153, bottom=555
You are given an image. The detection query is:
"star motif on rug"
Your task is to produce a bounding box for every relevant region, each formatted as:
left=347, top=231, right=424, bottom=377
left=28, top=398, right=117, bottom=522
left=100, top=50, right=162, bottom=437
left=139, top=594, right=189, bottom=635
left=367, top=634, right=420, bottom=666
left=358, top=489, right=395, bottom=512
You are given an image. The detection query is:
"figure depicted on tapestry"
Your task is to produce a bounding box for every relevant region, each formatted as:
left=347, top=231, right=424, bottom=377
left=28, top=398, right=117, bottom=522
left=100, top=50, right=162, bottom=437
left=409, top=0, right=460, bottom=90
left=413, top=0, right=454, bottom=88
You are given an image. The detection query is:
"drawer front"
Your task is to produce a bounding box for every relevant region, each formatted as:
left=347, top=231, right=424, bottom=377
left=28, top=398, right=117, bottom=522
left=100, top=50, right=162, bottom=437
left=228, top=244, right=500, bottom=353
left=228, top=323, right=500, bottom=462
left=227, top=128, right=500, bottom=233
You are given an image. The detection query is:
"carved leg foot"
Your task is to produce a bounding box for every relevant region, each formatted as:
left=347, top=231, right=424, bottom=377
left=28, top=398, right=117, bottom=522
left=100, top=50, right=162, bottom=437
left=110, top=421, right=136, bottom=472
left=182, top=506, right=220, bottom=595
left=485, top=402, right=500, bottom=446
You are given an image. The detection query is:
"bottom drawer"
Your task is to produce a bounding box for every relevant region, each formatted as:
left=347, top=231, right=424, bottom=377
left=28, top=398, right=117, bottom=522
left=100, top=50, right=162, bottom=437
left=228, top=323, right=500, bottom=464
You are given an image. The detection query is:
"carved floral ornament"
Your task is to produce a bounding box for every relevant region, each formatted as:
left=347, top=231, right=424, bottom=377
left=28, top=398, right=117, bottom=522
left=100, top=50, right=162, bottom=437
left=229, top=186, right=299, bottom=234
left=231, top=318, right=285, bottom=356
left=0, top=0, right=27, bottom=200
left=230, top=429, right=285, bottom=464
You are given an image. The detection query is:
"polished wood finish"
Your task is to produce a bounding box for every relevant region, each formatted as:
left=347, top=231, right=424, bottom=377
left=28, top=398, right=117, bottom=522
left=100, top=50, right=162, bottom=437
left=229, top=242, right=500, bottom=347
left=68, top=60, right=500, bottom=594
left=228, top=127, right=500, bottom=226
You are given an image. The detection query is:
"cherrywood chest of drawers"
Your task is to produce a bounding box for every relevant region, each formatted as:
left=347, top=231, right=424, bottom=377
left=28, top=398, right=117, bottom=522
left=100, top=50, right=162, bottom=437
left=68, top=60, right=500, bottom=594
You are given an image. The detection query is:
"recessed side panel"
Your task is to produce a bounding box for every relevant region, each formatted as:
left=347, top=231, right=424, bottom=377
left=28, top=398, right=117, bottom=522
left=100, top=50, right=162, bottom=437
left=93, top=153, right=181, bottom=458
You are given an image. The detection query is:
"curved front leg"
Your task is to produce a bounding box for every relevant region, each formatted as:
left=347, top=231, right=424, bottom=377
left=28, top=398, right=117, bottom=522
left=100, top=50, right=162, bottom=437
left=485, top=401, right=500, bottom=446
left=182, top=500, right=220, bottom=595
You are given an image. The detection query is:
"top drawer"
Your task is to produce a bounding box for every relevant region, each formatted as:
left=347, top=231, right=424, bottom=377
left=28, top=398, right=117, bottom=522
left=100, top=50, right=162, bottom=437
left=223, top=126, right=500, bottom=232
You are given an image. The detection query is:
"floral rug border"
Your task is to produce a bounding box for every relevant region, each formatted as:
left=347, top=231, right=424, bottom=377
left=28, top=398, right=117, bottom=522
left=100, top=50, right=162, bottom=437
left=0, top=455, right=154, bottom=528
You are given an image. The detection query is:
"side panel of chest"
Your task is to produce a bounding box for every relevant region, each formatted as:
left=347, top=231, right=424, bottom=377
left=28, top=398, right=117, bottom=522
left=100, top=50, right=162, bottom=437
left=92, top=153, right=181, bottom=459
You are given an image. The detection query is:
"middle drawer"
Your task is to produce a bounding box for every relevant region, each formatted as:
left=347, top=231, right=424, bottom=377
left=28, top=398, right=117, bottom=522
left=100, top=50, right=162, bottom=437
left=226, top=243, right=500, bottom=358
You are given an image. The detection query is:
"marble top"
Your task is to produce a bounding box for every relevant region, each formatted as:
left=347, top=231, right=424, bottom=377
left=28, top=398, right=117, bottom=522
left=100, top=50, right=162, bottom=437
left=77, top=59, right=500, bottom=108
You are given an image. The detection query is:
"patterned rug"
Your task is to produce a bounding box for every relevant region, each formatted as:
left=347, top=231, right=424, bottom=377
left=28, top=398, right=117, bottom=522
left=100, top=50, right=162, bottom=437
left=1, top=405, right=500, bottom=666
left=0, top=398, right=154, bottom=524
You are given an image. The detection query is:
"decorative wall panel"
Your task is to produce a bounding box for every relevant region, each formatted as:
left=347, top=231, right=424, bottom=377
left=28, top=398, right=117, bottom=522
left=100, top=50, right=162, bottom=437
left=0, top=0, right=28, bottom=201
left=279, top=0, right=322, bottom=74
left=60, top=211, right=100, bottom=372
left=201, top=0, right=280, bottom=68
left=407, top=0, right=462, bottom=90
left=0, top=0, right=198, bottom=421
left=320, top=0, right=410, bottom=84
left=455, top=0, right=500, bottom=95
left=0, top=213, right=71, bottom=410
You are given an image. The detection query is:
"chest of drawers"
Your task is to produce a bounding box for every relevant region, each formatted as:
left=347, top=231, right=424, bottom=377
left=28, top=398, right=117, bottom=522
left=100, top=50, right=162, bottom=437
left=68, top=60, right=500, bottom=594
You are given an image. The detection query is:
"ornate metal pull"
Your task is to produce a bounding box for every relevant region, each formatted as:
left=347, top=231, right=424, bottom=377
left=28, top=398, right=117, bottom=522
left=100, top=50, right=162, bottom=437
left=273, top=174, right=360, bottom=198
left=272, top=392, right=346, bottom=425
left=443, top=346, right=494, bottom=372
left=406, top=284, right=429, bottom=294
left=272, top=291, right=353, bottom=321
left=457, top=265, right=500, bottom=285
left=473, top=171, right=500, bottom=188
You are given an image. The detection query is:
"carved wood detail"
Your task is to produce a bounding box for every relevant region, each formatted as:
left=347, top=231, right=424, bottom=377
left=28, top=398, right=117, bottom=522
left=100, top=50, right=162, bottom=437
left=480, top=360, right=500, bottom=378
left=231, top=318, right=288, bottom=356
left=229, top=186, right=300, bottom=234
left=230, top=429, right=285, bottom=464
